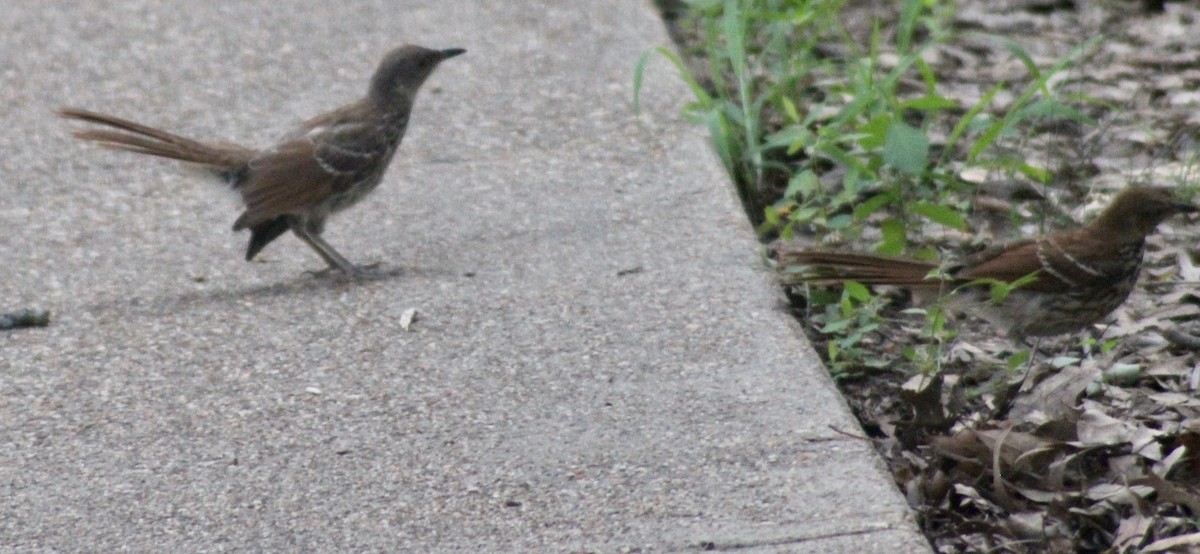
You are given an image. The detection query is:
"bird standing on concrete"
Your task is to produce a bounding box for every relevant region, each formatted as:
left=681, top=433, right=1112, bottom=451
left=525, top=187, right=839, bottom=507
left=779, top=187, right=1196, bottom=341
left=60, top=44, right=466, bottom=277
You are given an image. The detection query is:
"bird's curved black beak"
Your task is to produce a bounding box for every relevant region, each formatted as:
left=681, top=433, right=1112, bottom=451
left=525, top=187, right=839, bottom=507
left=440, top=48, right=467, bottom=60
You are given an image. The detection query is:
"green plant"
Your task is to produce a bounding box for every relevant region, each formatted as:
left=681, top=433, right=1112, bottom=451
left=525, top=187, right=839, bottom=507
left=639, top=0, right=853, bottom=224
left=805, top=281, right=892, bottom=376
left=638, top=0, right=1103, bottom=375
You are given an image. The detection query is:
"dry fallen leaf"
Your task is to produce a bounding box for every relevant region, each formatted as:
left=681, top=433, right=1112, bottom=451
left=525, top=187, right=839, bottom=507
left=1008, top=360, right=1100, bottom=424
left=1142, top=532, right=1200, bottom=553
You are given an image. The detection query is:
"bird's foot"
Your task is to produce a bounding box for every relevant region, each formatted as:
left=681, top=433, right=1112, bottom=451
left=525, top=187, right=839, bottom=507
left=306, top=262, right=400, bottom=280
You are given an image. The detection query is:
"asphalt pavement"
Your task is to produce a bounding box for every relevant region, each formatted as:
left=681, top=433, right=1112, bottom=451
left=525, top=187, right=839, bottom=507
left=1, top=1, right=930, bottom=552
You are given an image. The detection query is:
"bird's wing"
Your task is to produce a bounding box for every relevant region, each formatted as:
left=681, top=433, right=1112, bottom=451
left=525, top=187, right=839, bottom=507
left=958, top=230, right=1128, bottom=293
left=956, top=237, right=1072, bottom=292
left=233, top=139, right=335, bottom=230
left=232, top=106, right=394, bottom=230
left=1034, top=231, right=1139, bottom=290
left=306, top=121, right=394, bottom=192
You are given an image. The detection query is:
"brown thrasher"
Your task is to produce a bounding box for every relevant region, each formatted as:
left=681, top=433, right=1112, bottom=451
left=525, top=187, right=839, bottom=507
left=60, top=45, right=466, bottom=276
left=778, top=187, right=1196, bottom=340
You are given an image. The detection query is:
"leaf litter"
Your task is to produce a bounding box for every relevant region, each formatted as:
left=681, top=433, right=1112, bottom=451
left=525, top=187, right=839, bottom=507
left=820, top=3, right=1200, bottom=550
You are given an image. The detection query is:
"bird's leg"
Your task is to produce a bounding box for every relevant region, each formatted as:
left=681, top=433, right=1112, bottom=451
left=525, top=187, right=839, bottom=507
left=1015, top=337, right=1044, bottom=392
left=991, top=337, right=1043, bottom=419
left=291, top=226, right=385, bottom=278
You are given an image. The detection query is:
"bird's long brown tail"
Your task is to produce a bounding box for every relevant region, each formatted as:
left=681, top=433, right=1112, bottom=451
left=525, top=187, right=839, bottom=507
left=58, top=108, right=254, bottom=170
left=777, top=249, right=943, bottom=287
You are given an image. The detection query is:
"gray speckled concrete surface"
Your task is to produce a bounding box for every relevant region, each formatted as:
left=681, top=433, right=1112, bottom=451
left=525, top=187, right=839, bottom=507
left=1, top=1, right=929, bottom=552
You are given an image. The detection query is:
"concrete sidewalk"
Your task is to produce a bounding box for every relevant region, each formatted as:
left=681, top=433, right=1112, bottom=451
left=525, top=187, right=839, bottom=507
left=1, top=1, right=928, bottom=552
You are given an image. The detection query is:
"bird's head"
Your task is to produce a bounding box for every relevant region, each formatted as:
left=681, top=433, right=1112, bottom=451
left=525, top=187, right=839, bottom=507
left=369, top=45, right=466, bottom=108
left=1092, top=186, right=1196, bottom=239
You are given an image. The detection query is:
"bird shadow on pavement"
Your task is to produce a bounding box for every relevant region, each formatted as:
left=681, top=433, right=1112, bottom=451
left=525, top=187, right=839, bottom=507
left=78, top=263, right=459, bottom=320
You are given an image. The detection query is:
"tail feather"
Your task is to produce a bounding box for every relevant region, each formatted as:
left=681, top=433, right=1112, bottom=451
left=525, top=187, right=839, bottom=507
left=778, top=249, right=942, bottom=286
left=69, top=129, right=209, bottom=163
left=58, top=107, right=254, bottom=169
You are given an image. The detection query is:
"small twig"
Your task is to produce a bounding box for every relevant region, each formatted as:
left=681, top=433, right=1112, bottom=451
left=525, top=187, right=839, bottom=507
left=0, top=309, right=50, bottom=330
left=1141, top=280, right=1200, bottom=290
left=827, top=424, right=869, bottom=441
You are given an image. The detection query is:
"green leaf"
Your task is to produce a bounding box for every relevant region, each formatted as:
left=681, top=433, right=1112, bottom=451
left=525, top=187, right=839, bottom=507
left=763, top=205, right=782, bottom=226
left=915, top=58, right=937, bottom=94
left=1017, top=163, right=1050, bottom=184
left=968, top=36, right=1103, bottom=162
left=852, top=192, right=895, bottom=220
left=856, top=322, right=880, bottom=335
left=844, top=281, right=871, bottom=303
left=699, top=110, right=735, bottom=174
left=944, top=82, right=1002, bottom=164
left=858, top=114, right=892, bottom=149
left=1017, top=98, right=1095, bottom=125
left=996, top=36, right=1042, bottom=83
left=781, top=96, right=801, bottom=124
left=764, top=125, right=814, bottom=154
left=988, top=281, right=1011, bottom=304
left=968, top=118, right=1006, bottom=162
left=878, top=219, right=906, bottom=255
left=826, top=214, right=853, bottom=229
left=821, top=318, right=854, bottom=334
left=912, top=202, right=967, bottom=231
left=784, top=170, right=819, bottom=199
left=816, top=142, right=871, bottom=176
left=898, top=95, right=958, bottom=111
left=1007, top=350, right=1031, bottom=370
left=788, top=205, right=819, bottom=224
left=914, top=245, right=940, bottom=261
left=929, top=307, right=946, bottom=334
left=883, top=120, right=929, bottom=175
left=722, top=0, right=747, bottom=82
left=897, top=0, right=922, bottom=53
left=632, top=50, right=651, bottom=114
left=636, top=47, right=714, bottom=111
